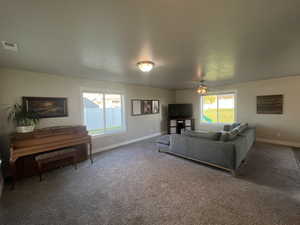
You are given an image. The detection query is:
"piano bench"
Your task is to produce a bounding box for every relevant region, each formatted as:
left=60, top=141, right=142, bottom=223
left=35, top=148, right=78, bottom=181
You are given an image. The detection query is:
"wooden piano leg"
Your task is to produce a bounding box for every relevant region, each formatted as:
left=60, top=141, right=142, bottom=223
left=89, top=142, right=93, bottom=164
left=9, top=159, right=17, bottom=190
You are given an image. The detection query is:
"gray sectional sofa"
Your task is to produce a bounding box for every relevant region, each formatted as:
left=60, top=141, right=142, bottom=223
left=157, top=123, right=256, bottom=175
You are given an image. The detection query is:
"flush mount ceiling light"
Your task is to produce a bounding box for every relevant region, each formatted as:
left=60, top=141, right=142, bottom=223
left=137, top=61, right=155, bottom=72
left=196, top=80, right=208, bottom=95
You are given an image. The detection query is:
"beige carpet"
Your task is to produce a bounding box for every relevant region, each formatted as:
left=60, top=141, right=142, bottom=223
left=1, top=139, right=300, bottom=225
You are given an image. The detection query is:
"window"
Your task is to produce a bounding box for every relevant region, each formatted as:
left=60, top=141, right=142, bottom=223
left=201, top=93, right=236, bottom=124
left=83, top=92, right=125, bottom=135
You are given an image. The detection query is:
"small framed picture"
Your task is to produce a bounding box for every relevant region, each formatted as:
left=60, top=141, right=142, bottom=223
left=142, top=100, right=152, bottom=114
left=152, top=100, right=160, bottom=114
left=131, top=99, right=142, bottom=116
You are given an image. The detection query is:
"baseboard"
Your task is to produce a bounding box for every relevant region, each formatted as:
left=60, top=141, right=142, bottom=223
left=256, top=138, right=300, bottom=148
left=93, top=132, right=164, bottom=154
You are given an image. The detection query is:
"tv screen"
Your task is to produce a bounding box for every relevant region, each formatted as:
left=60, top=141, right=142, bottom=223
left=168, top=104, right=193, bottom=119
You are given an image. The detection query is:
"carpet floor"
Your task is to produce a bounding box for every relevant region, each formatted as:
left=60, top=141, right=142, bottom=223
left=1, top=139, right=300, bottom=225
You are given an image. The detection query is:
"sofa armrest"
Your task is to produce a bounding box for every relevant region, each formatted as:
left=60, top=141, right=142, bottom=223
left=231, top=127, right=256, bottom=169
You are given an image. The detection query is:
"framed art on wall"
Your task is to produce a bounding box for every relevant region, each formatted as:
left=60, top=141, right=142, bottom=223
left=23, top=97, right=68, bottom=118
left=131, top=99, right=142, bottom=116
left=152, top=100, right=160, bottom=114
left=131, top=99, right=160, bottom=116
left=257, top=95, right=283, bottom=114
left=142, top=100, right=152, bottom=114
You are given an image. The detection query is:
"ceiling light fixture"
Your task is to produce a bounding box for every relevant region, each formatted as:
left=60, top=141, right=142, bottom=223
left=196, top=80, right=208, bottom=95
left=137, top=61, right=155, bottom=72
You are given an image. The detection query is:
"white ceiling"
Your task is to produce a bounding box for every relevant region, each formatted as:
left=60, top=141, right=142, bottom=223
left=1, top=0, right=300, bottom=89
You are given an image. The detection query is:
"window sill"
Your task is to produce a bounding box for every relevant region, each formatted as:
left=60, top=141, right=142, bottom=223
left=90, top=129, right=127, bottom=139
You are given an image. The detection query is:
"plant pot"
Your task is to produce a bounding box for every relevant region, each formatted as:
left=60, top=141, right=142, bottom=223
left=16, top=125, right=35, bottom=133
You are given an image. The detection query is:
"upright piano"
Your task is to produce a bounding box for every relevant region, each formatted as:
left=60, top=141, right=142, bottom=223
left=10, top=125, right=92, bottom=187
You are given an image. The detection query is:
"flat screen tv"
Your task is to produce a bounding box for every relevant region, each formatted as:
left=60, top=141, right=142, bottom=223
left=168, top=104, right=193, bottom=119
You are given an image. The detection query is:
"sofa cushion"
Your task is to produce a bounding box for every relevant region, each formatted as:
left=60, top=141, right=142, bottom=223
left=183, top=130, right=221, bottom=141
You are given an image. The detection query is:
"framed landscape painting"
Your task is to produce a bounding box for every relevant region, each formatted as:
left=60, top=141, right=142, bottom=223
left=23, top=97, right=68, bottom=118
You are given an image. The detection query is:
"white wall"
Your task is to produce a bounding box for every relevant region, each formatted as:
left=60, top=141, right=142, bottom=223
left=0, top=68, right=175, bottom=151
left=2, top=68, right=299, bottom=149
left=176, top=76, right=300, bottom=146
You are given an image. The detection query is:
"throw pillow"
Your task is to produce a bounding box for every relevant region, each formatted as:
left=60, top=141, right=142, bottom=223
left=223, top=122, right=241, bottom=132
left=223, top=124, right=232, bottom=132
left=231, top=122, right=241, bottom=130
left=238, top=123, right=249, bottom=134
left=220, top=128, right=240, bottom=142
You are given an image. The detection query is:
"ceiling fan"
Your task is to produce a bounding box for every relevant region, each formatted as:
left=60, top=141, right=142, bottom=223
left=195, top=67, right=208, bottom=95
left=196, top=79, right=208, bottom=95
left=182, top=67, right=209, bottom=94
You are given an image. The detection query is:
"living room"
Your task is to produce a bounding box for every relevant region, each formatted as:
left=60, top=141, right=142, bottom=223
left=1, top=1, right=300, bottom=225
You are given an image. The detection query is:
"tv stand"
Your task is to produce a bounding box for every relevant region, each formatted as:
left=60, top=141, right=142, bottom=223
left=168, top=118, right=195, bottom=134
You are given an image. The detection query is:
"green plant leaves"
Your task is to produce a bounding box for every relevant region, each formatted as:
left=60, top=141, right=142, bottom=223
left=7, top=103, right=39, bottom=126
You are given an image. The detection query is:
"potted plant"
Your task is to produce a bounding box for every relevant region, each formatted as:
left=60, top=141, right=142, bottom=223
left=7, top=103, right=39, bottom=133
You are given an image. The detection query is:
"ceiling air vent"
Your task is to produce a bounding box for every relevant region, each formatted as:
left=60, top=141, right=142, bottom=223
left=1, top=41, right=18, bottom=52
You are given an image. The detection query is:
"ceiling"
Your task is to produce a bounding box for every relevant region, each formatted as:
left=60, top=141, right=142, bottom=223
left=1, top=0, right=300, bottom=89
